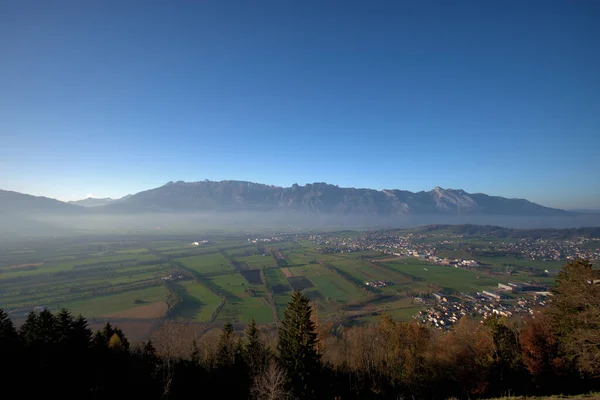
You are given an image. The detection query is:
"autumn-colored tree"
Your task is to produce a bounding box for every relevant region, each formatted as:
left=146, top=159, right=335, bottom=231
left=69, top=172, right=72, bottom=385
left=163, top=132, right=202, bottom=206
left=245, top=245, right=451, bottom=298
left=94, top=322, right=130, bottom=350
left=437, top=317, right=495, bottom=397
left=108, top=332, right=125, bottom=349
left=396, top=321, right=434, bottom=397
left=549, top=259, right=600, bottom=377
left=338, top=324, right=383, bottom=393
left=520, top=311, right=563, bottom=391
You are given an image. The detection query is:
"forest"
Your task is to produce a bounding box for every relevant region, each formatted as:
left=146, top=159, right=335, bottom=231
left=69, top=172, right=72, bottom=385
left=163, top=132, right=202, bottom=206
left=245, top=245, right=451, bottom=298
left=0, top=259, right=598, bottom=400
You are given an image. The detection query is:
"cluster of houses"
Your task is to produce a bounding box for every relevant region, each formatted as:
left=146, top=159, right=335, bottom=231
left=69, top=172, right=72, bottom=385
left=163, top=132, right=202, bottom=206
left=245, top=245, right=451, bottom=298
left=416, top=289, right=550, bottom=329
left=497, top=282, right=549, bottom=294
left=306, top=230, right=599, bottom=266
left=160, top=273, right=184, bottom=281
left=364, top=280, right=392, bottom=288
left=481, top=237, right=600, bottom=263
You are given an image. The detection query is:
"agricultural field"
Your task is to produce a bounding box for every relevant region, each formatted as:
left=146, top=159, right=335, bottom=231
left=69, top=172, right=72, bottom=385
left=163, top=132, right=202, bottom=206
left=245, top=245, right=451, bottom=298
left=381, top=260, right=500, bottom=294
left=170, top=280, right=222, bottom=322
left=176, top=253, right=233, bottom=275
left=59, top=285, right=169, bottom=318
left=244, top=254, right=275, bottom=269
left=0, top=228, right=572, bottom=330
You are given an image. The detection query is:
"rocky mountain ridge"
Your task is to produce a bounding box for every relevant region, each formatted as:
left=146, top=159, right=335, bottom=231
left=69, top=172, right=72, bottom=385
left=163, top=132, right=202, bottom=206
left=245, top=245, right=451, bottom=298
left=97, top=180, right=569, bottom=216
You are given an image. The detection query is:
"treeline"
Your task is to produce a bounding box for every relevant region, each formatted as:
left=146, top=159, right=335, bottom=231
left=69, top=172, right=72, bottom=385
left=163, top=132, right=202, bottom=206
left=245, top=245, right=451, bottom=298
left=1, top=259, right=599, bottom=399
left=419, top=224, right=600, bottom=239
left=322, top=262, right=379, bottom=293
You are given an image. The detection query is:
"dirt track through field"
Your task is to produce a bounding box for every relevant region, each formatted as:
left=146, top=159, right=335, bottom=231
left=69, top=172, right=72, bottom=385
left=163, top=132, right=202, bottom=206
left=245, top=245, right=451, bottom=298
left=280, top=267, right=293, bottom=277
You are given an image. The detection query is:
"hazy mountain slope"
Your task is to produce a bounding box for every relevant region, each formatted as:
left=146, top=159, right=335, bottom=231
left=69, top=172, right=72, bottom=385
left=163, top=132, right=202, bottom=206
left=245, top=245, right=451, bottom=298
left=69, top=197, right=116, bottom=207
left=0, top=189, right=83, bottom=215
left=100, top=180, right=569, bottom=216
left=68, top=195, right=131, bottom=207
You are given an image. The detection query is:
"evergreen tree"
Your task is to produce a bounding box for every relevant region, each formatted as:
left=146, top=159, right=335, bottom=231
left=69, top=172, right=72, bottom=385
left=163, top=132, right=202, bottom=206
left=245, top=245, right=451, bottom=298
left=278, top=290, right=321, bottom=399
left=72, top=314, right=93, bottom=350
left=0, top=308, right=18, bottom=347
left=19, top=311, right=40, bottom=346
left=244, top=318, right=270, bottom=375
left=216, top=322, right=240, bottom=367
left=37, top=309, right=58, bottom=345
left=56, top=308, right=74, bottom=345
left=214, top=322, right=248, bottom=398
left=0, top=309, right=20, bottom=387
left=485, top=316, right=525, bottom=395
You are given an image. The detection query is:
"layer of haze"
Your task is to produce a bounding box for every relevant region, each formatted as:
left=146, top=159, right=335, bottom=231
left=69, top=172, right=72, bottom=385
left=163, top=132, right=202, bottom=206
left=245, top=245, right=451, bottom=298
left=1, top=1, right=599, bottom=209
left=2, top=212, right=600, bottom=242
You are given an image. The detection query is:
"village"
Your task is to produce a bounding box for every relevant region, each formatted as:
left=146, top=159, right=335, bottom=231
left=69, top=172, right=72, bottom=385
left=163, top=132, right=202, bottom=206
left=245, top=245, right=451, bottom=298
left=305, top=230, right=600, bottom=266
left=414, top=286, right=549, bottom=329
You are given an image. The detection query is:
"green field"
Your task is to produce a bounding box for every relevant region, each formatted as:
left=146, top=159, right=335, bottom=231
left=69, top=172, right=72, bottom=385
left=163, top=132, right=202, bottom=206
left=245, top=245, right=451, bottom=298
left=60, top=285, right=169, bottom=317
left=217, top=296, right=274, bottom=324
left=265, top=268, right=291, bottom=290
left=382, top=260, right=500, bottom=293
left=474, top=255, right=564, bottom=271
left=244, top=254, right=275, bottom=269
left=177, top=253, right=233, bottom=274
left=172, top=280, right=222, bottom=322
left=0, top=230, right=569, bottom=326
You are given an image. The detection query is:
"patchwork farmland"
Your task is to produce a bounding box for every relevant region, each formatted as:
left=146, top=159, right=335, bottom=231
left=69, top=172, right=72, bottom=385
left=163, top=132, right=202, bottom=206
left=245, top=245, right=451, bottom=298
left=0, top=230, right=554, bottom=329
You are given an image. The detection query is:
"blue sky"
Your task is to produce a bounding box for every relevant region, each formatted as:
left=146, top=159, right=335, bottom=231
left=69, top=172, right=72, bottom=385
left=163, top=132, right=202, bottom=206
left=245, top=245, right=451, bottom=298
left=1, top=1, right=599, bottom=209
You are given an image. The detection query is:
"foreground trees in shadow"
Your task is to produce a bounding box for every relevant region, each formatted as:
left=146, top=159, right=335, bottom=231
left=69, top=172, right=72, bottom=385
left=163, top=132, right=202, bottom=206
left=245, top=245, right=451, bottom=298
left=0, top=259, right=598, bottom=399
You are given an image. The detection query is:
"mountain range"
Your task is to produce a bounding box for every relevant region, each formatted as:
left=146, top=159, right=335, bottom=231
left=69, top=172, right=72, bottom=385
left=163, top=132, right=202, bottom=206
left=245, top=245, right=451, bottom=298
left=0, top=180, right=571, bottom=217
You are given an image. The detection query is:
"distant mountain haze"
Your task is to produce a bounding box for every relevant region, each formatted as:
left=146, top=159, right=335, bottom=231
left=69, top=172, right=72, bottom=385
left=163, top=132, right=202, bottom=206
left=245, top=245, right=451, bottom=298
left=68, top=195, right=131, bottom=207
left=0, top=189, right=83, bottom=215
left=0, top=180, right=569, bottom=217
left=4, top=181, right=600, bottom=239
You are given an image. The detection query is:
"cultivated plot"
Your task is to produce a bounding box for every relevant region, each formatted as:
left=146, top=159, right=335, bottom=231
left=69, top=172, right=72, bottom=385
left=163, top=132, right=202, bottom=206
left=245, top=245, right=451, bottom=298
left=176, top=253, right=233, bottom=275
left=60, top=285, right=169, bottom=318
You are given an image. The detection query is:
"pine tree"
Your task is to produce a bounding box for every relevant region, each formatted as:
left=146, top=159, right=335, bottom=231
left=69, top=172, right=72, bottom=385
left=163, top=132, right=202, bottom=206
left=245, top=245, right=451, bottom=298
left=278, top=290, right=321, bottom=399
left=0, top=308, right=18, bottom=347
left=215, top=322, right=248, bottom=397
left=56, top=308, right=74, bottom=345
left=216, top=322, right=240, bottom=367
left=244, top=318, right=270, bottom=375
left=0, top=309, right=21, bottom=391
left=19, top=311, right=40, bottom=346
left=37, top=309, right=58, bottom=345
left=72, top=314, right=93, bottom=350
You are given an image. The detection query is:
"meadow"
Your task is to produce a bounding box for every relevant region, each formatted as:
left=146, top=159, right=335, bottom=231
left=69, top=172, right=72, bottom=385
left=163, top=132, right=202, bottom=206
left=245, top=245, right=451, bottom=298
left=0, top=231, right=560, bottom=328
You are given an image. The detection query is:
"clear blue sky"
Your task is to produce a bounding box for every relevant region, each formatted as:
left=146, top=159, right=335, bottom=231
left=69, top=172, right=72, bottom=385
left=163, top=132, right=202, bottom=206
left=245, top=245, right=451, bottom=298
left=1, top=1, right=599, bottom=209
